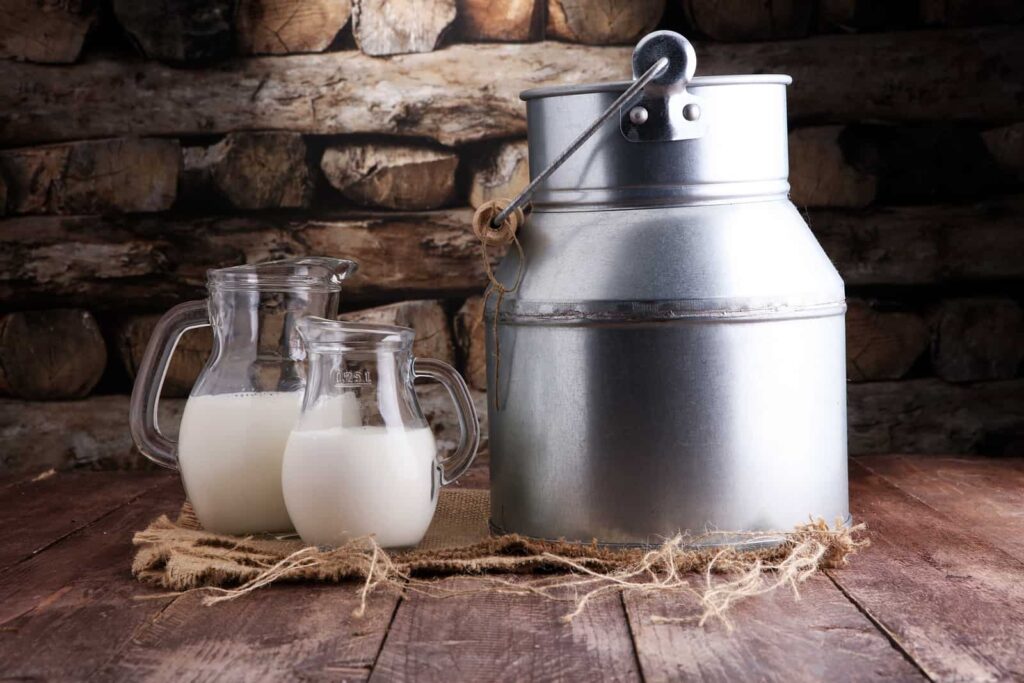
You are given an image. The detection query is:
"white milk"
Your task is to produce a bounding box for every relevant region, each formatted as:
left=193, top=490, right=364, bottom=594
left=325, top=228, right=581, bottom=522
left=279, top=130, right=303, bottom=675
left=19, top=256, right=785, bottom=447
left=178, top=391, right=302, bottom=534
left=282, top=426, right=439, bottom=548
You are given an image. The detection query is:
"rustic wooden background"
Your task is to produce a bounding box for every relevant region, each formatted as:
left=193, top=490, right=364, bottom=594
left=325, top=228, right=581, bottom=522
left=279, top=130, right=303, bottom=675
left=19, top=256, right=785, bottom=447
left=0, top=0, right=1022, bottom=475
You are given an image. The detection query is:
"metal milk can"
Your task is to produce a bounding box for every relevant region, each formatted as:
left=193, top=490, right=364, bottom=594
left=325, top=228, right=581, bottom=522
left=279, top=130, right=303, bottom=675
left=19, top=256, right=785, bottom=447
left=484, top=31, right=849, bottom=544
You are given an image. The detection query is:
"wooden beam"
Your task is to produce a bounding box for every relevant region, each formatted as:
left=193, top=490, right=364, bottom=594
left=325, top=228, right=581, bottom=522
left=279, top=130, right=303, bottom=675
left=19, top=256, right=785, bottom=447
left=1, top=27, right=1019, bottom=146
left=845, top=299, right=928, bottom=382
left=1, top=199, right=1021, bottom=310
left=920, top=0, right=1024, bottom=26
left=456, top=0, right=540, bottom=42
left=112, top=0, right=235, bottom=64
left=789, top=126, right=876, bottom=209
left=321, top=143, right=459, bottom=210
left=848, top=379, right=1024, bottom=455
left=454, top=296, right=486, bottom=390
left=117, top=315, right=214, bottom=399
left=236, top=0, right=352, bottom=55
left=0, top=309, right=107, bottom=400
left=182, top=132, right=313, bottom=210
left=982, top=122, right=1024, bottom=181
left=930, top=298, right=1024, bottom=382
left=546, top=0, right=664, bottom=44
left=810, top=197, right=1024, bottom=286
left=681, top=0, right=813, bottom=41
left=0, top=395, right=184, bottom=475
left=468, top=139, right=529, bottom=209
left=352, top=0, right=456, bottom=56
left=0, top=0, right=96, bottom=64
left=0, top=138, right=180, bottom=215
left=0, top=209, right=489, bottom=310
left=341, top=299, right=455, bottom=364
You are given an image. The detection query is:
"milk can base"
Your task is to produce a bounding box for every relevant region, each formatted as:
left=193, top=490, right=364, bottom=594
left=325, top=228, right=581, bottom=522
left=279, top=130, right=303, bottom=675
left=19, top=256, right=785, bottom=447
left=488, top=515, right=855, bottom=551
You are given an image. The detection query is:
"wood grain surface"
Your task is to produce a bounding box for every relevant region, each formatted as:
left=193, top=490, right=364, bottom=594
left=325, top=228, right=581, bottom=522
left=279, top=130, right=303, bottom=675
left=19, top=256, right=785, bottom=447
left=371, top=576, right=641, bottom=682
left=1, top=28, right=1019, bottom=146
left=0, top=471, right=171, bottom=571
left=98, top=585, right=400, bottom=682
left=828, top=461, right=1024, bottom=681
left=624, top=576, right=923, bottom=682
left=2, top=459, right=1024, bottom=679
left=857, top=454, right=1024, bottom=563
left=0, top=476, right=183, bottom=626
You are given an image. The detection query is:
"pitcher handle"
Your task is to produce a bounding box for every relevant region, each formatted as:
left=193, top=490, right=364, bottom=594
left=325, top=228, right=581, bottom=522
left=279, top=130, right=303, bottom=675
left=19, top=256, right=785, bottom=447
left=414, top=358, right=481, bottom=485
left=129, top=300, right=211, bottom=470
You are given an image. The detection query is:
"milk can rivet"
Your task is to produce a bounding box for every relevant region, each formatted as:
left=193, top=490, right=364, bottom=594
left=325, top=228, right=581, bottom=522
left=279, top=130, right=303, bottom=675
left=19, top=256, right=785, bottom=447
left=682, top=103, right=701, bottom=121
left=629, top=106, right=649, bottom=125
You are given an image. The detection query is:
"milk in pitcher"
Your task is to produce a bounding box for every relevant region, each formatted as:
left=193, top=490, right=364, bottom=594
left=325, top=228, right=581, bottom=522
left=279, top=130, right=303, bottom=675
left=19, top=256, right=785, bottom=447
left=178, top=391, right=302, bottom=534
left=281, top=426, right=439, bottom=548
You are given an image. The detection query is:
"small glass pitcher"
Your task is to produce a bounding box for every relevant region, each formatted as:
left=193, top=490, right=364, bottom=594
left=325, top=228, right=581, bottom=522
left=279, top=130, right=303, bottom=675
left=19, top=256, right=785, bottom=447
left=282, top=317, right=480, bottom=549
left=129, top=258, right=357, bottom=535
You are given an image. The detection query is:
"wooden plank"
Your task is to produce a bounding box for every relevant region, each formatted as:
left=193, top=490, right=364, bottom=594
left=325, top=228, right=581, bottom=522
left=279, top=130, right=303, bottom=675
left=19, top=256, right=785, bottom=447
left=624, top=575, right=924, bottom=682
left=856, top=454, right=1024, bottom=563
left=0, top=476, right=183, bottom=626
left=0, top=27, right=1020, bottom=146
left=2, top=198, right=1022, bottom=311
left=370, top=576, right=641, bottom=682
left=0, top=470, right=172, bottom=572
left=97, top=585, right=400, bottom=681
left=828, top=461, right=1024, bottom=681
left=0, top=478, right=190, bottom=680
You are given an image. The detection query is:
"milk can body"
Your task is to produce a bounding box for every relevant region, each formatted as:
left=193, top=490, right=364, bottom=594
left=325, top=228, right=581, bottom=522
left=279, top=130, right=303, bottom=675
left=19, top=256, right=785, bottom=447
left=486, top=69, right=849, bottom=544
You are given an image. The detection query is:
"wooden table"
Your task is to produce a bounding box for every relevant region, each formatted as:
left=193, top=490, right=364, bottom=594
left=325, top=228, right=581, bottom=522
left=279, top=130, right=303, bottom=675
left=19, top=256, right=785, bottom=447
left=1, top=455, right=1022, bottom=681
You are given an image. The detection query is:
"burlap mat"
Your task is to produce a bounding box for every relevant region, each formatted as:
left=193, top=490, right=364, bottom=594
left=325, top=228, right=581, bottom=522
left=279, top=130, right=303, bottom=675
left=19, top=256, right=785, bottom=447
left=133, top=488, right=864, bottom=593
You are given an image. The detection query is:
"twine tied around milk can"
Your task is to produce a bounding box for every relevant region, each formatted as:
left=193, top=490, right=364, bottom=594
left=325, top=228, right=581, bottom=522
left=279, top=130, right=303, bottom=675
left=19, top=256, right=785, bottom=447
left=471, top=199, right=526, bottom=410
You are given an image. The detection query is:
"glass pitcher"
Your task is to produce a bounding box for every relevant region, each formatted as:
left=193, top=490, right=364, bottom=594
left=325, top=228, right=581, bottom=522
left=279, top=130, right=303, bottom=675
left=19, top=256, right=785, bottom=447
left=281, top=317, right=480, bottom=549
left=129, top=258, right=357, bottom=535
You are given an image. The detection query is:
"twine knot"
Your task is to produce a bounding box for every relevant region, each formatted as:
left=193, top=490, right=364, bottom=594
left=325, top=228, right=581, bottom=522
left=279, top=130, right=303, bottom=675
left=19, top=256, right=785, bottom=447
left=472, top=200, right=524, bottom=246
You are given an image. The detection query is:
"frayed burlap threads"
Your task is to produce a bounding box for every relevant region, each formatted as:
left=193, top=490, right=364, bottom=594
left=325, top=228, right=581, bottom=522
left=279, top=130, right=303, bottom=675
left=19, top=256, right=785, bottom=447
left=132, top=490, right=867, bottom=627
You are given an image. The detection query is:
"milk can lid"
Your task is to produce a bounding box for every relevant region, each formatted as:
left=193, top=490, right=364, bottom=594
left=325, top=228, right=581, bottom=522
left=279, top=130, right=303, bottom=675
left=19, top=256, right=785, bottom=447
left=521, top=74, right=792, bottom=101
left=521, top=31, right=790, bottom=145
left=503, top=30, right=795, bottom=209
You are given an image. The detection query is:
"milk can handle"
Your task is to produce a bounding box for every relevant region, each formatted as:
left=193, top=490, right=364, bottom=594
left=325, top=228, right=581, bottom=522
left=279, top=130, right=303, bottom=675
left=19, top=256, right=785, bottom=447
left=414, top=358, right=481, bottom=485
left=129, top=300, right=211, bottom=471
left=486, top=55, right=670, bottom=231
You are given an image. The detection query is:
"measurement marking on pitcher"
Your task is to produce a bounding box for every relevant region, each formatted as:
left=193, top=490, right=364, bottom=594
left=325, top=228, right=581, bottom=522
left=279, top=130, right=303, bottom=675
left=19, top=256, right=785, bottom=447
left=332, top=369, right=373, bottom=387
